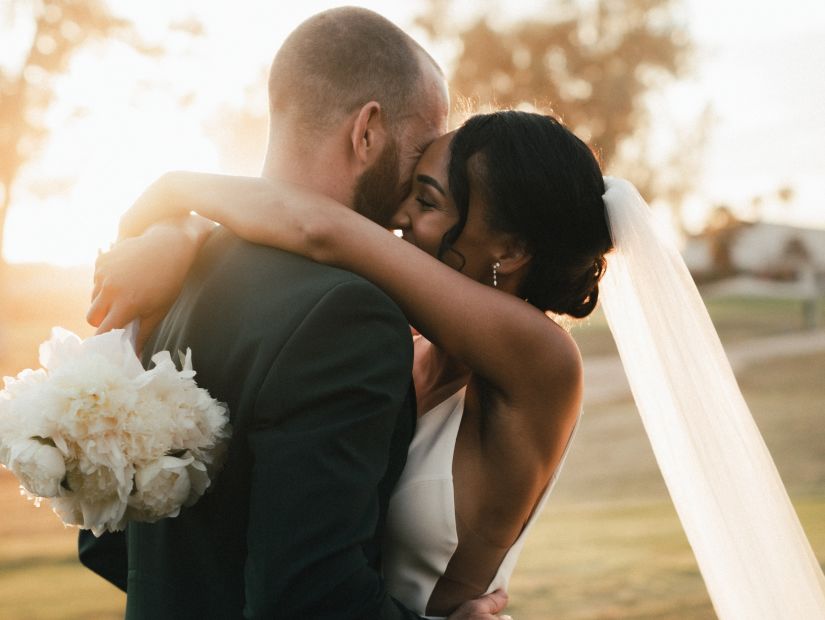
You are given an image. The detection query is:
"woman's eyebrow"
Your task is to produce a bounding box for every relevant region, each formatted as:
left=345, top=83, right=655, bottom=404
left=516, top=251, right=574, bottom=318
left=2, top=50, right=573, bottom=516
left=417, top=174, right=447, bottom=196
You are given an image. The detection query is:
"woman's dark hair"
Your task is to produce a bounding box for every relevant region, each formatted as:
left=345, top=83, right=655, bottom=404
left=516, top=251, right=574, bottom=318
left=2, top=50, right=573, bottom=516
left=440, top=111, right=613, bottom=318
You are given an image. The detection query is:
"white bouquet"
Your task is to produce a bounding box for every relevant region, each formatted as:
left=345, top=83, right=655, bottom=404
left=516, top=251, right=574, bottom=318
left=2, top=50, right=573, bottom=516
left=0, top=325, right=230, bottom=535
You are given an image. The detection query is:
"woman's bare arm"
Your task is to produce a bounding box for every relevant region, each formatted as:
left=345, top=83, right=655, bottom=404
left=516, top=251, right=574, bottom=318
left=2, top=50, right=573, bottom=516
left=103, top=171, right=582, bottom=426
left=121, top=173, right=582, bottom=408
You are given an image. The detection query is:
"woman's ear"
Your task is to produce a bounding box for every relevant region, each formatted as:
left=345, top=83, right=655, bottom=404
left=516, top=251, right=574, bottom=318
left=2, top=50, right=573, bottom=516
left=350, top=101, right=388, bottom=170
left=495, top=235, right=532, bottom=275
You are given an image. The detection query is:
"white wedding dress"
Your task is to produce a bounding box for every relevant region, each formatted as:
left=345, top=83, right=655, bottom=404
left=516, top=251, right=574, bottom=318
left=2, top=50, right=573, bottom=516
left=382, top=388, right=578, bottom=618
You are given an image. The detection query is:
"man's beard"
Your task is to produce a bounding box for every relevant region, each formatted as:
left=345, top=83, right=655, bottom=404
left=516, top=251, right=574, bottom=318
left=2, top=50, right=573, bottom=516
left=352, top=139, right=401, bottom=228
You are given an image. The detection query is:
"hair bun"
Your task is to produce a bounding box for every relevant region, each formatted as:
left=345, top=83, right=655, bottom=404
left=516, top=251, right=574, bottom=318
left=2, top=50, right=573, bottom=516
left=554, top=257, right=605, bottom=318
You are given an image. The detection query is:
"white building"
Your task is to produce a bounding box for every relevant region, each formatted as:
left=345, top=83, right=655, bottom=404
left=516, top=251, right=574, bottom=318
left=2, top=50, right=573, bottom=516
left=683, top=221, right=825, bottom=278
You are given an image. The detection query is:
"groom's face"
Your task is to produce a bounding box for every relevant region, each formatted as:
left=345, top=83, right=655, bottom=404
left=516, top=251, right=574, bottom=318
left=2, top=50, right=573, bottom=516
left=353, top=120, right=447, bottom=227
left=353, top=61, right=449, bottom=227
left=352, top=137, right=402, bottom=228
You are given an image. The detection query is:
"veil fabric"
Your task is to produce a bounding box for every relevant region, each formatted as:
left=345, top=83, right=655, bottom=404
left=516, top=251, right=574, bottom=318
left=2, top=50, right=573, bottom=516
left=599, top=178, right=825, bottom=619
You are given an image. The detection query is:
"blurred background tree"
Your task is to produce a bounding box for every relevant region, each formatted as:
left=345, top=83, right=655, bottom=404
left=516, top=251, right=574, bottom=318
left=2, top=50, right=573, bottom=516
left=0, top=0, right=133, bottom=270
left=0, top=0, right=201, bottom=272
left=415, top=0, right=703, bottom=233
left=211, top=0, right=706, bottom=234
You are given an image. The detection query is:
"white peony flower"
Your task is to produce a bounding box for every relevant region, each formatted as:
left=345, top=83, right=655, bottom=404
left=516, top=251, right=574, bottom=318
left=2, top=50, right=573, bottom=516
left=0, top=324, right=230, bottom=534
left=185, top=459, right=211, bottom=506
left=5, top=437, right=66, bottom=498
left=128, top=454, right=195, bottom=522
left=52, top=464, right=130, bottom=534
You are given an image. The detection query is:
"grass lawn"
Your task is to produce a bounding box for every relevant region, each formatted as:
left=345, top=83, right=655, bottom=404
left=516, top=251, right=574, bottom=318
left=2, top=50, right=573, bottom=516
left=0, top=470, right=125, bottom=619
left=504, top=349, right=825, bottom=619
left=571, top=295, right=825, bottom=358
left=507, top=498, right=825, bottom=620
left=0, top=265, right=822, bottom=619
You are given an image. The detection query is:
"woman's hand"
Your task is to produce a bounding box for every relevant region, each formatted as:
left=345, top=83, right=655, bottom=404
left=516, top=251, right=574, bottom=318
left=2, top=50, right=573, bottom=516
left=91, top=169, right=332, bottom=352
left=88, top=216, right=208, bottom=352
left=446, top=589, right=510, bottom=620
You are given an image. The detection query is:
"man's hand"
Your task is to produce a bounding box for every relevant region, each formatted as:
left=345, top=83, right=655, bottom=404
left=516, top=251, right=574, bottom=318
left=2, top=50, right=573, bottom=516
left=447, top=589, right=511, bottom=620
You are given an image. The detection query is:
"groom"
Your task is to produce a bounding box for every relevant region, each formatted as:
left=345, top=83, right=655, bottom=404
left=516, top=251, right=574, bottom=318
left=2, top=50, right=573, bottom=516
left=80, top=8, right=506, bottom=620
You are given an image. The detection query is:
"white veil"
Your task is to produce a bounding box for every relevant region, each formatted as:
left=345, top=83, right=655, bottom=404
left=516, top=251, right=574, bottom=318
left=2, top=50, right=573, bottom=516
left=598, top=178, right=825, bottom=619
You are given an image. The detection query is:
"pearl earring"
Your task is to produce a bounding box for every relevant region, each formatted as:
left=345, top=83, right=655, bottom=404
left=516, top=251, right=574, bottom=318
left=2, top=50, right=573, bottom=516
left=492, top=261, right=501, bottom=288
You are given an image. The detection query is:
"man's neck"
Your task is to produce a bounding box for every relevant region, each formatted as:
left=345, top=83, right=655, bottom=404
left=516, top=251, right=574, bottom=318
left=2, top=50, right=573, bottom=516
left=260, top=122, right=354, bottom=208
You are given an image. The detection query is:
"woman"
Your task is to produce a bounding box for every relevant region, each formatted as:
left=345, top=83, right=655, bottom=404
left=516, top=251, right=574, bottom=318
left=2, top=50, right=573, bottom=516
left=91, top=111, right=825, bottom=619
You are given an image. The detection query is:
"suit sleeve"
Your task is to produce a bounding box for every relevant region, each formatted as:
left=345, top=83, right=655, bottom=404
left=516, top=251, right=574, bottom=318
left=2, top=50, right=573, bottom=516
left=78, top=529, right=128, bottom=592
left=243, top=278, right=424, bottom=619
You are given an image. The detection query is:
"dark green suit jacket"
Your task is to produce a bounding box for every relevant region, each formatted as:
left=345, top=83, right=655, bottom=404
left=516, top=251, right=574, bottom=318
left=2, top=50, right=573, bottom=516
left=79, top=229, right=422, bottom=619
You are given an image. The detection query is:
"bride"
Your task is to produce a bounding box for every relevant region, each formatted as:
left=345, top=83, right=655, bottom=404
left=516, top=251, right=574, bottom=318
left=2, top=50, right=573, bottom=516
left=91, top=110, right=825, bottom=618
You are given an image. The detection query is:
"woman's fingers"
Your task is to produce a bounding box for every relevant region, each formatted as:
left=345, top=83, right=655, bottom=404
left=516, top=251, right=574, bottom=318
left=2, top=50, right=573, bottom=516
left=87, top=291, right=110, bottom=328
left=95, top=300, right=136, bottom=335
left=91, top=278, right=102, bottom=303
left=480, top=590, right=508, bottom=614
left=89, top=288, right=161, bottom=352
left=92, top=249, right=112, bottom=301
left=135, top=313, right=164, bottom=354
left=447, top=589, right=509, bottom=619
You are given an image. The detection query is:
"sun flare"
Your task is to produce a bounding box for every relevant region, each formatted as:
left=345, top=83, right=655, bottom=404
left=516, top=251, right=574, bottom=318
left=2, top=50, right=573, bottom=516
left=1, top=0, right=824, bottom=266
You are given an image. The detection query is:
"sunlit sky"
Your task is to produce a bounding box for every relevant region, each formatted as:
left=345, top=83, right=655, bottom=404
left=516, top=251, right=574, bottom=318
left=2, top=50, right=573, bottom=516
left=2, top=0, right=824, bottom=265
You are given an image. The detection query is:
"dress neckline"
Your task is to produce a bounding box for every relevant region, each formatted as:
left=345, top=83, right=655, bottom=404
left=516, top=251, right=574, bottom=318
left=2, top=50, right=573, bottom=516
left=418, top=387, right=466, bottom=422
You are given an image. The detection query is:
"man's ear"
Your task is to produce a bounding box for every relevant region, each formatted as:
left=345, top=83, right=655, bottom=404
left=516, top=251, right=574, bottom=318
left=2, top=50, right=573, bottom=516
left=350, top=101, right=388, bottom=170
left=495, top=234, right=532, bottom=276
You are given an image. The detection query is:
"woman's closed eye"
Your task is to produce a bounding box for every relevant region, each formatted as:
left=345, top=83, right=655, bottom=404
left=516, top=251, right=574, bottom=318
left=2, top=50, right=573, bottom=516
left=416, top=195, right=439, bottom=211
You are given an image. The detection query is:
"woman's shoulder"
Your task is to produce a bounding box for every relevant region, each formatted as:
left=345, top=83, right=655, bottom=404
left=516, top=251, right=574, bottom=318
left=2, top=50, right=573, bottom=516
left=467, top=317, right=582, bottom=497
left=519, top=322, right=582, bottom=444
left=501, top=314, right=583, bottom=409
left=545, top=323, right=583, bottom=398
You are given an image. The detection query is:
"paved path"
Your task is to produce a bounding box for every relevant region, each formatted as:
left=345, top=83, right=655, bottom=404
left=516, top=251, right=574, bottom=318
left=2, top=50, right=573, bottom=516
left=583, top=329, right=825, bottom=406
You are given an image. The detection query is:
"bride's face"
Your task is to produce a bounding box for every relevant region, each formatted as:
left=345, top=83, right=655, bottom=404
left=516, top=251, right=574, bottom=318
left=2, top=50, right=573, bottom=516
left=390, top=132, right=499, bottom=284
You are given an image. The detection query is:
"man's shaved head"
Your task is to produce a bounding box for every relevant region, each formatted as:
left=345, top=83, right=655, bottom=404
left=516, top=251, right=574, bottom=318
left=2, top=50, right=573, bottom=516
left=268, top=7, right=442, bottom=134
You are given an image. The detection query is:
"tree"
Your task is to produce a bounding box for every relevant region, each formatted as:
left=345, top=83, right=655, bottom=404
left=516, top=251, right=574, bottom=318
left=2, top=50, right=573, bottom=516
left=415, top=0, right=698, bottom=229
left=0, top=0, right=165, bottom=268
left=704, top=204, right=742, bottom=278
left=776, top=185, right=795, bottom=206
left=732, top=183, right=797, bottom=223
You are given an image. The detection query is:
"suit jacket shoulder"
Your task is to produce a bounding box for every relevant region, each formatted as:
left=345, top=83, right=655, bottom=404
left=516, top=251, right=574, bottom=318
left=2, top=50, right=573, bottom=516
left=142, top=228, right=411, bottom=422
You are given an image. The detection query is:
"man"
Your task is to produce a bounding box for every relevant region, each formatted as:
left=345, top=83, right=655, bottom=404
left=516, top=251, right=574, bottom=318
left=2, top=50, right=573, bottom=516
left=80, top=8, right=506, bottom=619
